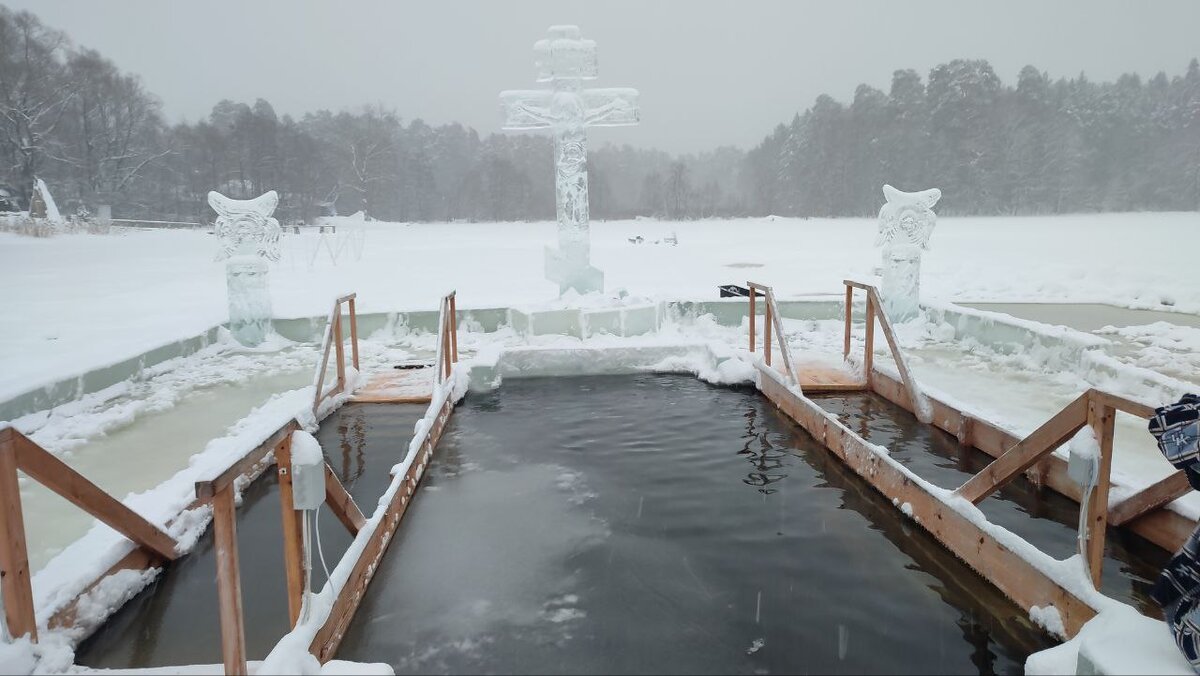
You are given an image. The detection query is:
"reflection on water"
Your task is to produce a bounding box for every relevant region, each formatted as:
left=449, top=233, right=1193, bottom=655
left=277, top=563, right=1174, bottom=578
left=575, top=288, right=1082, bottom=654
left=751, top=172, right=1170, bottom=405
left=340, top=374, right=1063, bottom=674
left=737, top=406, right=789, bottom=493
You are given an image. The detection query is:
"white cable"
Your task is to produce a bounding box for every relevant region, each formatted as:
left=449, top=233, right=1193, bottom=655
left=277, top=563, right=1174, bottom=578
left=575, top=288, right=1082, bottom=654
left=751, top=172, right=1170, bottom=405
left=314, top=503, right=335, bottom=592
left=1078, top=481, right=1095, bottom=582
left=299, top=509, right=313, bottom=624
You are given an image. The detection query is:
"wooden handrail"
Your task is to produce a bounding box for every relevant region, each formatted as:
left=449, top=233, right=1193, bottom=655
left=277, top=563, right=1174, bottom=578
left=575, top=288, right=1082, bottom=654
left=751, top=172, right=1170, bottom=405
left=843, top=280, right=925, bottom=419
left=949, top=386, right=1171, bottom=590
left=313, top=294, right=361, bottom=416
left=0, top=426, right=181, bottom=642
left=746, top=282, right=799, bottom=387
left=435, top=291, right=459, bottom=385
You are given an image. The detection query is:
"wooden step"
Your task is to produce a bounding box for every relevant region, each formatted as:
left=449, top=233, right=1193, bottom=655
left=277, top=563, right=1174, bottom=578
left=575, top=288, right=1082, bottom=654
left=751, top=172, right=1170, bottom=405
left=771, top=356, right=866, bottom=393
left=349, top=367, right=434, bottom=404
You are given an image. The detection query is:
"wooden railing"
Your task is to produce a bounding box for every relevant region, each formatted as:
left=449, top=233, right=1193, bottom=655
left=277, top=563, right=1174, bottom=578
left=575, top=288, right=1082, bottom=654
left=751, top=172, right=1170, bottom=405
left=195, top=422, right=365, bottom=675
left=312, top=294, right=360, bottom=416
left=843, top=280, right=926, bottom=420
left=0, top=426, right=180, bottom=641
left=746, top=282, right=799, bottom=387
left=953, top=387, right=1175, bottom=589
left=434, top=291, right=459, bottom=384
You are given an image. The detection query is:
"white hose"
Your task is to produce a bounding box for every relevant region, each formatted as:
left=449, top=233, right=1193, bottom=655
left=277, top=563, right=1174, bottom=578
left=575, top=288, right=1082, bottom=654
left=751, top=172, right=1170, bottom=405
left=1078, top=480, right=1095, bottom=582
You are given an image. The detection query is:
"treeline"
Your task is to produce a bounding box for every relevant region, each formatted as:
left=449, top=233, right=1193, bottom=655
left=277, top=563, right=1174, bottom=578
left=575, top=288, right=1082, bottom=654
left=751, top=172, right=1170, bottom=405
left=745, top=59, right=1200, bottom=216
left=2, top=5, right=1198, bottom=223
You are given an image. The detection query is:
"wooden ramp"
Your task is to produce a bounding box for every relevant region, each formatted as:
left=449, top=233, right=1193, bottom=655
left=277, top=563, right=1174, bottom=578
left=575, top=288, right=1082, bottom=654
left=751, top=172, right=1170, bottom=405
left=349, top=366, right=433, bottom=404
left=769, top=354, right=865, bottom=393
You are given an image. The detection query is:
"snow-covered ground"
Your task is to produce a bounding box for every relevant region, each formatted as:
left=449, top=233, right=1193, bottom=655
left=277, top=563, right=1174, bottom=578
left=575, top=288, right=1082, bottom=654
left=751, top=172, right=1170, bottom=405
left=2, top=212, right=1198, bottom=674
left=2, top=212, right=1197, bottom=403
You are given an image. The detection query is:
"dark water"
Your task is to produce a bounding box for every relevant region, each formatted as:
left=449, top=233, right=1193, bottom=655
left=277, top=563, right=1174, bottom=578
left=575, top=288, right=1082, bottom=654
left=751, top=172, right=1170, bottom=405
left=74, top=403, right=427, bottom=669
left=337, top=374, right=1066, bottom=675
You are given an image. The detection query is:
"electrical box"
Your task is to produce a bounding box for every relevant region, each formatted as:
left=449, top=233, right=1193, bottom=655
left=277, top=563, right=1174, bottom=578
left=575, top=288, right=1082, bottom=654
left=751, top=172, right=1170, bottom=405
left=1068, top=441, right=1098, bottom=488
left=290, top=431, right=326, bottom=511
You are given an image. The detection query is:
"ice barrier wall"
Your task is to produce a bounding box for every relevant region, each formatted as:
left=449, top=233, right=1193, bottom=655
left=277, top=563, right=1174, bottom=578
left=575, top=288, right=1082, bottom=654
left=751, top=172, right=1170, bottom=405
left=0, top=298, right=1162, bottom=422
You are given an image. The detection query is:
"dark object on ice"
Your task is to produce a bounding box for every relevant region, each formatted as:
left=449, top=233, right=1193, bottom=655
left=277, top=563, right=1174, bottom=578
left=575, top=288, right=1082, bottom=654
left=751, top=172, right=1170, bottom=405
left=1149, top=393, right=1200, bottom=490
left=394, top=362, right=432, bottom=370
left=720, top=284, right=751, bottom=298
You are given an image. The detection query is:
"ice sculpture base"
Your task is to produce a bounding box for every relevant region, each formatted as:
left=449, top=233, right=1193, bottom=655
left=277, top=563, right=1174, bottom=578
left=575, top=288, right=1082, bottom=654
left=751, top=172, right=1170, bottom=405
left=545, top=246, right=604, bottom=296
left=226, top=257, right=273, bottom=347
left=881, top=247, right=922, bottom=322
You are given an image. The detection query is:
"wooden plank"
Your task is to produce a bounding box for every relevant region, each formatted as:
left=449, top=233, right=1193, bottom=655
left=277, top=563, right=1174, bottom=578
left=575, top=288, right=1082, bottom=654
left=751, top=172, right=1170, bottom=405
left=309, top=390, right=456, bottom=662
left=333, top=312, right=346, bottom=394
left=0, top=435, right=36, bottom=641
left=348, top=298, right=360, bottom=372
left=865, top=288, right=922, bottom=414
left=1085, top=400, right=1116, bottom=589
left=863, top=294, right=875, bottom=387
left=868, top=370, right=1196, bottom=553
left=748, top=286, right=756, bottom=352
left=443, top=308, right=453, bottom=381
left=757, top=365, right=1099, bottom=637
left=324, top=464, right=366, bottom=536
left=449, top=293, right=459, bottom=363
left=13, top=434, right=178, bottom=561
left=766, top=290, right=800, bottom=385
left=48, top=546, right=162, bottom=631
left=213, top=487, right=247, bottom=675
left=954, top=392, right=1090, bottom=504
left=842, top=279, right=873, bottom=292
left=275, top=434, right=305, bottom=627
left=313, top=304, right=337, bottom=416
left=1109, top=471, right=1191, bottom=527
left=843, top=286, right=853, bottom=359
left=196, top=421, right=301, bottom=500
left=1091, top=390, right=1156, bottom=420
left=764, top=299, right=772, bottom=366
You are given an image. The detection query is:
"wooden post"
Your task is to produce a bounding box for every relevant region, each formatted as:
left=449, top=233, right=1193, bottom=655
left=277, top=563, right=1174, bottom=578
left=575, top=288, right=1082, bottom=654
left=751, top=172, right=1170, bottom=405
left=333, top=312, right=346, bottom=393
left=748, top=287, right=756, bottom=353
left=864, top=295, right=875, bottom=386
left=1084, top=398, right=1116, bottom=589
left=764, top=300, right=773, bottom=367
left=449, top=294, right=458, bottom=363
left=442, top=306, right=452, bottom=381
left=212, top=486, right=247, bottom=675
left=347, top=298, right=360, bottom=371
left=275, top=436, right=305, bottom=628
left=843, top=286, right=853, bottom=360
left=0, top=430, right=36, bottom=641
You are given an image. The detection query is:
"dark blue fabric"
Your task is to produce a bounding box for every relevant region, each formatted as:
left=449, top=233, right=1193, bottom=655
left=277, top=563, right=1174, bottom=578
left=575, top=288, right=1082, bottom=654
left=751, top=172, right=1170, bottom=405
left=1150, top=393, right=1200, bottom=470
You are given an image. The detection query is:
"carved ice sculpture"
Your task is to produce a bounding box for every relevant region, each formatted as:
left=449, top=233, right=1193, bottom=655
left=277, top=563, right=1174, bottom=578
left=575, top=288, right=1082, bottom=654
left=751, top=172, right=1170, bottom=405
left=875, top=185, right=941, bottom=321
left=209, top=190, right=282, bottom=346
left=500, top=25, right=639, bottom=296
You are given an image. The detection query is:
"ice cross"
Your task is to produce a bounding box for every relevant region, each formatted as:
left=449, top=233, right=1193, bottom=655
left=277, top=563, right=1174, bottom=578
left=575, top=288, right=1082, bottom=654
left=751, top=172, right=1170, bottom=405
left=500, top=25, right=639, bottom=296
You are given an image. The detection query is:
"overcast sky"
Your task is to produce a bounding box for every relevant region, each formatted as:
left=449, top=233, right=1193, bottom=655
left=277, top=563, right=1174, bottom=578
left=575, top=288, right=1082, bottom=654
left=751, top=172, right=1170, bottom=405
left=8, top=0, right=1200, bottom=154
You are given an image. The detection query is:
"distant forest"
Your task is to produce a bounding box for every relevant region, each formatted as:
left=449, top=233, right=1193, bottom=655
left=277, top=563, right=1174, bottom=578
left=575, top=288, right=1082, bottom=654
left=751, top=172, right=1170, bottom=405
left=1, top=5, right=1198, bottom=223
